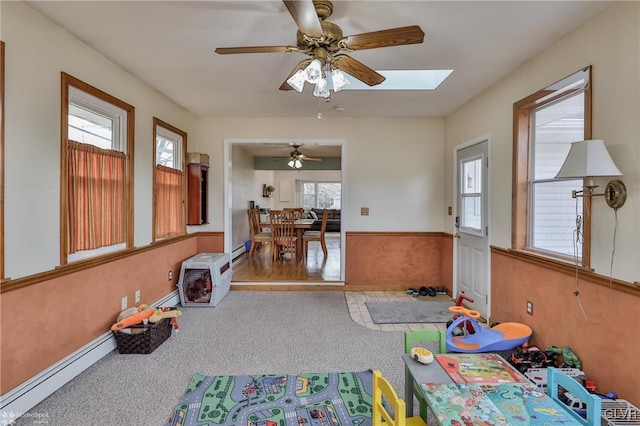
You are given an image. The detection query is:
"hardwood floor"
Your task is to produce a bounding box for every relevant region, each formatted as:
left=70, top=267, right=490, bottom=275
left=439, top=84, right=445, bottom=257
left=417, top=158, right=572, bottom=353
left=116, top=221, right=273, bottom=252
left=232, top=233, right=342, bottom=282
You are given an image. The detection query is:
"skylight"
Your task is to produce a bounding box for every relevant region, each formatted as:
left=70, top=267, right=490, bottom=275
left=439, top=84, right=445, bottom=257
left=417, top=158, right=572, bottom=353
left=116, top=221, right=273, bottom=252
left=335, top=69, right=453, bottom=91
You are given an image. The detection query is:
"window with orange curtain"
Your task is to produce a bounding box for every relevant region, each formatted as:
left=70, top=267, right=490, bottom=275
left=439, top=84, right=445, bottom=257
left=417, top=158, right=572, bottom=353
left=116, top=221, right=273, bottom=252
left=61, top=72, right=134, bottom=264
left=67, top=141, right=126, bottom=253
left=153, top=118, right=186, bottom=241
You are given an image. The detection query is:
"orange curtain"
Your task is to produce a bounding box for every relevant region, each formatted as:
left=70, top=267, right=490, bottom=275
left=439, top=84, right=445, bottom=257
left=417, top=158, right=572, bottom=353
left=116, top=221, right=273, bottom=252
left=67, top=140, right=126, bottom=253
left=155, top=165, right=184, bottom=239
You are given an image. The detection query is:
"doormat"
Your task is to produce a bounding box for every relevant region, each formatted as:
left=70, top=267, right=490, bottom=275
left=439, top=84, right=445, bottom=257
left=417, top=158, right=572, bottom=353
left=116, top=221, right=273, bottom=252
left=365, top=301, right=454, bottom=324
left=165, top=370, right=373, bottom=426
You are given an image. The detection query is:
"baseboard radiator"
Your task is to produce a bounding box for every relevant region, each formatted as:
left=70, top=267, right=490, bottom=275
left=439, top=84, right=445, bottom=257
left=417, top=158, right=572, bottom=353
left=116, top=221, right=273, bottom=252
left=0, top=290, right=181, bottom=423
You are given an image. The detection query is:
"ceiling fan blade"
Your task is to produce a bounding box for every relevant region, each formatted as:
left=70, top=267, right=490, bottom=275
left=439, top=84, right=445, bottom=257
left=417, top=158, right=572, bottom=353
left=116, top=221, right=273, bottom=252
left=333, top=54, right=385, bottom=86
left=283, top=0, right=324, bottom=38
left=215, top=46, right=292, bottom=55
left=301, top=156, right=322, bottom=161
left=342, top=25, right=425, bottom=51
left=279, top=60, right=310, bottom=91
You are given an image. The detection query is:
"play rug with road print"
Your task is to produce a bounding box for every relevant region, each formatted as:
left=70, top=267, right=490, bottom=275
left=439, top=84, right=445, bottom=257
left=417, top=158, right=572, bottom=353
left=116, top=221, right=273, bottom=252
left=165, top=370, right=373, bottom=426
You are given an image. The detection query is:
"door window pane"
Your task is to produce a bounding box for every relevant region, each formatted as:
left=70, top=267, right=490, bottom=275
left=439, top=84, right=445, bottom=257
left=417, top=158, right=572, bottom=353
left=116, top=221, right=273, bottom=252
left=461, top=158, right=482, bottom=231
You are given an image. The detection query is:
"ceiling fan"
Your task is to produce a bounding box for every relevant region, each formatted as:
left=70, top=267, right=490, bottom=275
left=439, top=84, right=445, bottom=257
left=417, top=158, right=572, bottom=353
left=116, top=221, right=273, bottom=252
left=288, top=144, right=321, bottom=169
left=215, top=0, right=425, bottom=91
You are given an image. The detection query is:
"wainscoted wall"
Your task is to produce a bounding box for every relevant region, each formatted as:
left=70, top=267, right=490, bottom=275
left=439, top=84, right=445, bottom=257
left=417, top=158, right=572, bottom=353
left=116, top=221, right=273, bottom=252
left=441, top=234, right=453, bottom=293
left=491, top=247, right=640, bottom=406
left=345, top=232, right=448, bottom=288
left=0, top=233, right=224, bottom=394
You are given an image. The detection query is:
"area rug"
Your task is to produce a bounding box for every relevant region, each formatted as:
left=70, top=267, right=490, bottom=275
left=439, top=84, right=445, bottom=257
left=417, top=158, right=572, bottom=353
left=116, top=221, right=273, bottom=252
left=365, top=301, right=454, bottom=324
left=165, top=370, right=373, bottom=426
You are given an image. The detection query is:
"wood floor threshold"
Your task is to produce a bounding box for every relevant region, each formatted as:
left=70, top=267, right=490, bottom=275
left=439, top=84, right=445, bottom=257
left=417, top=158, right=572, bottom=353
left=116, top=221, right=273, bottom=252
left=230, top=283, right=425, bottom=292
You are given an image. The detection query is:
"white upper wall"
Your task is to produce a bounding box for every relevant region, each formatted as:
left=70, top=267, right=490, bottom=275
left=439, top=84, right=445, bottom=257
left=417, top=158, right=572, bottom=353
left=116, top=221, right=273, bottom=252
left=2, top=2, right=197, bottom=278
left=444, top=2, right=639, bottom=282
left=196, top=117, right=446, bottom=234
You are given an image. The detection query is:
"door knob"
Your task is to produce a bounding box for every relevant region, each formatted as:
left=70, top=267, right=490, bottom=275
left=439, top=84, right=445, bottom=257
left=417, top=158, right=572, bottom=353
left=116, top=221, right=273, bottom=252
left=454, top=232, right=461, bottom=239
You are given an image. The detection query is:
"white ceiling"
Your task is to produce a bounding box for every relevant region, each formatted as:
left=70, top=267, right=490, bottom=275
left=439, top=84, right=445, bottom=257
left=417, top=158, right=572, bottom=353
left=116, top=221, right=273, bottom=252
left=26, top=1, right=612, bottom=121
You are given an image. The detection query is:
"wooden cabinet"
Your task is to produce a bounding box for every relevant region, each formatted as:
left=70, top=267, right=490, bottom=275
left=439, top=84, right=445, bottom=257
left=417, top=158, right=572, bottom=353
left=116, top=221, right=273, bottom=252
left=187, top=162, right=209, bottom=225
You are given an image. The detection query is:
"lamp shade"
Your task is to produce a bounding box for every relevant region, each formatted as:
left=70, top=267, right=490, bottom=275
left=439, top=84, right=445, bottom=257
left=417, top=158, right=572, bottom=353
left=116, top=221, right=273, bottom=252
left=286, top=69, right=307, bottom=93
left=305, top=59, right=323, bottom=84
left=555, top=140, right=622, bottom=179
left=313, top=78, right=330, bottom=98
left=331, top=69, right=350, bottom=92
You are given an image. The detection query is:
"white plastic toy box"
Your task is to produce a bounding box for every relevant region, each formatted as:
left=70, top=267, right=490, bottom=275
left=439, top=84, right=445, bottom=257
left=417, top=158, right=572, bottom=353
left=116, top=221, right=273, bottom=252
left=177, top=253, right=232, bottom=307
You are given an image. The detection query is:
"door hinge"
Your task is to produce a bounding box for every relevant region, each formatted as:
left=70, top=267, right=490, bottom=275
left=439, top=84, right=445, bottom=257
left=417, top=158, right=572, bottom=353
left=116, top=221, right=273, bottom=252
left=486, top=157, right=489, bottom=168
left=486, top=295, right=488, bottom=304
left=485, top=226, right=488, bottom=236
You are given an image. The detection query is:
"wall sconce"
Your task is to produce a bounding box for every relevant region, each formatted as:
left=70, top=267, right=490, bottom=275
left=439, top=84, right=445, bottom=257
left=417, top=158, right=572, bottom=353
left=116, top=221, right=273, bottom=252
left=555, top=139, right=626, bottom=209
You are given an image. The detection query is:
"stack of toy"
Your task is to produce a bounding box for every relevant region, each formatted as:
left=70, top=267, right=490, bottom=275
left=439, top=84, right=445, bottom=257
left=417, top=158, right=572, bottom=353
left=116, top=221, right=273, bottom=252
left=110, top=305, right=181, bottom=354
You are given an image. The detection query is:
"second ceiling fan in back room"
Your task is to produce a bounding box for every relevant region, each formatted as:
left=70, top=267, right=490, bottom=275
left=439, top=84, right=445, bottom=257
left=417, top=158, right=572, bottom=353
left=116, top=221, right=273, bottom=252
left=215, top=0, right=425, bottom=99
left=287, top=144, right=321, bottom=169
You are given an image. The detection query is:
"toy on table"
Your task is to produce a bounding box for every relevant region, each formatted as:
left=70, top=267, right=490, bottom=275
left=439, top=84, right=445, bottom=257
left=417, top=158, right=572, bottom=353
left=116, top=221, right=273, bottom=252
left=410, top=347, right=435, bottom=364
left=546, top=346, right=582, bottom=369
left=445, top=307, right=532, bottom=353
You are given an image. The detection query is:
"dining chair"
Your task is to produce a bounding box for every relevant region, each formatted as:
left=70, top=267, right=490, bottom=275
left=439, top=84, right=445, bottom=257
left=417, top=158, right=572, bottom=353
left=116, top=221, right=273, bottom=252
left=404, top=330, right=445, bottom=422
left=372, top=370, right=427, bottom=426
left=284, top=207, right=304, bottom=220
left=246, top=208, right=271, bottom=257
left=302, top=208, right=328, bottom=258
left=546, top=367, right=601, bottom=425
left=269, top=210, right=297, bottom=261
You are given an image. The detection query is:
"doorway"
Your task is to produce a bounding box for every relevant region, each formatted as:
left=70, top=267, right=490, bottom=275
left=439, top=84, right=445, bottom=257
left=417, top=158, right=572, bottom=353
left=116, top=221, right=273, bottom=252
left=223, top=138, right=346, bottom=283
left=454, top=137, right=490, bottom=318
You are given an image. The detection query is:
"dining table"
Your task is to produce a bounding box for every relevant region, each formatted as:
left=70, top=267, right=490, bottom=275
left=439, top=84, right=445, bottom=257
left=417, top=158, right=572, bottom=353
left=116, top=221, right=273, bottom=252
left=260, top=218, right=315, bottom=259
left=403, top=352, right=586, bottom=425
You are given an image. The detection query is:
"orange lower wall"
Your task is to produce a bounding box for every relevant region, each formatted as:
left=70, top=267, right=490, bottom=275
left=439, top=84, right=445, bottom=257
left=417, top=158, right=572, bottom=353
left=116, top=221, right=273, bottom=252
left=0, top=232, right=450, bottom=395
left=0, top=233, right=223, bottom=394
left=345, top=232, right=447, bottom=288
left=441, top=234, right=453, bottom=292
left=491, top=248, right=640, bottom=406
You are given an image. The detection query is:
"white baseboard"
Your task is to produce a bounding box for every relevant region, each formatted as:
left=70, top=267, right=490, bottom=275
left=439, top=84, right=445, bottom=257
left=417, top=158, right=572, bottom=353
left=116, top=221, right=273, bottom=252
left=0, top=290, right=180, bottom=424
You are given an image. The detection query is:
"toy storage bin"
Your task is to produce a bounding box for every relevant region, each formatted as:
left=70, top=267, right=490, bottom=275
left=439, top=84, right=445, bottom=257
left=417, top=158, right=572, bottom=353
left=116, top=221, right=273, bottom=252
left=112, top=318, right=172, bottom=354
left=177, top=252, right=232, bottom=307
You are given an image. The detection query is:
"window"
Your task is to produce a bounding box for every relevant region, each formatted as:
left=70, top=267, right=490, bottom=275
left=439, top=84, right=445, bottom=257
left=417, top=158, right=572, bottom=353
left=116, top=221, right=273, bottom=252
left=153, top=118, right=186, bottom=241
left=461, top=156, right=483, bottom=232
left=61, top=73, right=134, bottom=264
left=513, top=67, right=591, bottom=264
left=301, top=181, right=341, bottom=209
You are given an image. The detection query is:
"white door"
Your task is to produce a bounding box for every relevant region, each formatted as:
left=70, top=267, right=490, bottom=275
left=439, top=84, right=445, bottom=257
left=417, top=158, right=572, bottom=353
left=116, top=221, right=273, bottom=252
left=455, top=139, right=490, bottom=318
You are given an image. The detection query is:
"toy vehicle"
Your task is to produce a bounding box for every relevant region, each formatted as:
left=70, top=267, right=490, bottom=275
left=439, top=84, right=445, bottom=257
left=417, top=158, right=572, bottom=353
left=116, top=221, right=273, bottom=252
left=509, top=345, right=557, bottom=373
left=446, top=291, right=476, bottom=335
left=560, top=392, right=588, bottom=418
left=410, top=347, right=434, bottom=364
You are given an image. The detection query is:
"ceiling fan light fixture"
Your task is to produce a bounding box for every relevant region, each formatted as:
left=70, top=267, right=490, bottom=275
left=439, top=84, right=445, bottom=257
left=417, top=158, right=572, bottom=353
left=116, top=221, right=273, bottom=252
left=305, top=59, right=323, bottom=84
left=313, top=77, right=330, bottom=98
left=288, top=158, right=303, bottom=169
left=286, top=69, right=307, bottom=92
left=331, top=69, right=350, bottom=92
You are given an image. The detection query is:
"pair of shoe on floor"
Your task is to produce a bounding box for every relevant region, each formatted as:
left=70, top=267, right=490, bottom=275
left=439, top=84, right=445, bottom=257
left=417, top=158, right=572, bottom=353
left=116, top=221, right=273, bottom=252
left=407, top=286, right=446, bottom=297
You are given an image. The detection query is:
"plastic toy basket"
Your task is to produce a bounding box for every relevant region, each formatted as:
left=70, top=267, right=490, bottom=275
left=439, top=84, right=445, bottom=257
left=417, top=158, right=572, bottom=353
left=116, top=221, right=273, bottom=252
left=112, top=318, right=172, bottom=354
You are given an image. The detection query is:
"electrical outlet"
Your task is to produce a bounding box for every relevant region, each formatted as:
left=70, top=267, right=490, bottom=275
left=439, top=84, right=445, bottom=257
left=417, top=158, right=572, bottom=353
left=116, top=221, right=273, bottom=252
left=121, top=296, right=128, bottom=311
left=135, top=290, right=140, bottom=303
left=526, top=300, right=533, bottom=315
left=168, top=270, right=173, bottom=281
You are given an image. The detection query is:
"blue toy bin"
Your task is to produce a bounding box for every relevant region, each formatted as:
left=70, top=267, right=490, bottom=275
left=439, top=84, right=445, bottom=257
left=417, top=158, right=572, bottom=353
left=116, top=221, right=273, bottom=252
left=446, top=316, right=532, bottom=353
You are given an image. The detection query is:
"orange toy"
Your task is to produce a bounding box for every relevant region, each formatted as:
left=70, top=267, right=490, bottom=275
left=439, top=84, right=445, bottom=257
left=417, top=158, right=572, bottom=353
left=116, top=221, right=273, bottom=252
left=110, top=307, right=154, bottom=331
